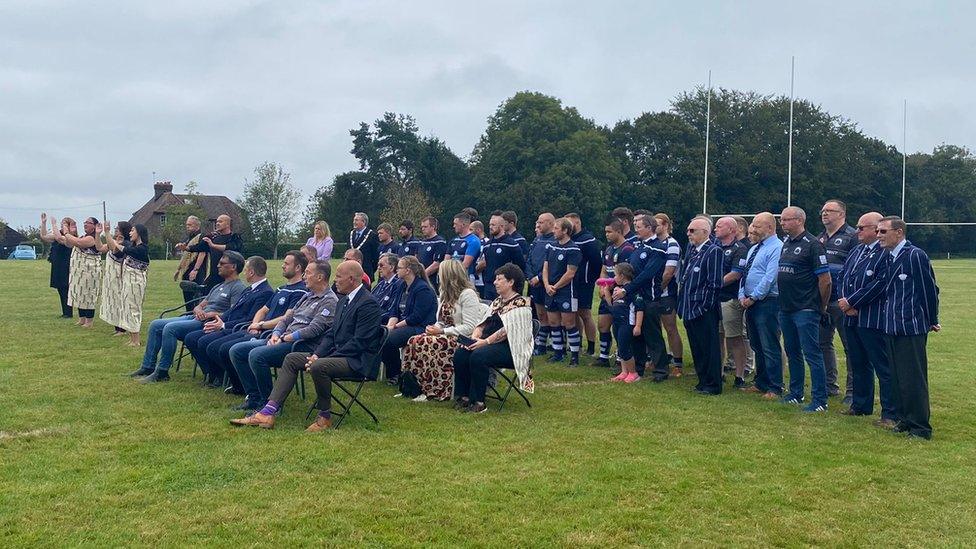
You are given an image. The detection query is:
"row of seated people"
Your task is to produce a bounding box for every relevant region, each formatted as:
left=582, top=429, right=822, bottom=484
left=133, top=249, right=533, bottom=431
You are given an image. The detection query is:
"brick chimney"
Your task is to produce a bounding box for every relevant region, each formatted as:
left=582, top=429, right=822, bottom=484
left=153, top=181, right=173, bottom=200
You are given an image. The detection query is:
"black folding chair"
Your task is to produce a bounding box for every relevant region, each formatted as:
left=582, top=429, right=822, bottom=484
left=486, top=319, right=539, bottom=411
left=305, top=326, right=389, bottom=429
left=157, top=297, right=203, bottom=375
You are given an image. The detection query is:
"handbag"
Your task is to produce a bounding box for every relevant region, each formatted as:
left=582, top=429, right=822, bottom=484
left=398, top=371, right=423, bottom=399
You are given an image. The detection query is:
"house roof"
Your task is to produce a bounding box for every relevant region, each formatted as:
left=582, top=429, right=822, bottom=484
left=1, top=225, right=28, bottom=247
left=129, top=191, right=246, bottom=231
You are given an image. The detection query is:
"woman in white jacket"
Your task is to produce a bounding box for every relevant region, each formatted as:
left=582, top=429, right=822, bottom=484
left=401, top=259, right=488, bottom=400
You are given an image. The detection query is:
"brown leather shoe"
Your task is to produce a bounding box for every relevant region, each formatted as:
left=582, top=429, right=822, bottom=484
left=305, top=415, right=333, bottom=432
left=761, top=391, right=779, bottom=400
left=670, top=366, right=683, bottom=378
left=873, top=418, right=897, bottom=430
left=230, top=412, right=275, bottom=429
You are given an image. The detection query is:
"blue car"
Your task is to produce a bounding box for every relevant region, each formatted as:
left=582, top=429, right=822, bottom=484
left=7, top=244, right=37, bottom=260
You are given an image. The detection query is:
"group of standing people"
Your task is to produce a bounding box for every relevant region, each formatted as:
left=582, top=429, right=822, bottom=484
left=40, top=212, right=150, bottom=345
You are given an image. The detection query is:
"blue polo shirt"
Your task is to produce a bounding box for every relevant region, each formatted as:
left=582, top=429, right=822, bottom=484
left=449, top=232, right=482, bottom=277
left=265, top=280, right=309, bottom=319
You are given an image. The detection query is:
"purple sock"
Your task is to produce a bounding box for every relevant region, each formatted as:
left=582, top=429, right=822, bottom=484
left=317, top=410, right=331, bottom=420
left=259, top=400, right=280, bottom=416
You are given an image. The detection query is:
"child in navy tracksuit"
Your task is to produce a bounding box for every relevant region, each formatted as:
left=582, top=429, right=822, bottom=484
left=600, top=263, right=644, bottom=383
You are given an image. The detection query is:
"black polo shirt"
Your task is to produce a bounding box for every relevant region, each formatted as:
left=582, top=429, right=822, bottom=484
left=777, top=231, right=830, bottom=313
left=817, top=224, right=857, bottom=301
left=718, top=237, right=750, bottom=302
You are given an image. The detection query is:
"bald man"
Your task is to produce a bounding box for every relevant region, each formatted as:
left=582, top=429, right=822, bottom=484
left=231, top=261, right=383, bottom=431
left=738, top=212, right=785, bottom=398
left=778, top=207, right=831, bottom=413
left=678, top=218, right=725, bottom=394
left=187, top=214, right=244, bottom=288
left=837, top=212, right=898, bottom=426
left=715, top=216, right=751, bottom=387
left=527, top=212, right=556, bottom=355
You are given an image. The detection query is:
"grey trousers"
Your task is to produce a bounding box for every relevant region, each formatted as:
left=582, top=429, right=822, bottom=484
left=270, top=352, right=357, bottom=413
left=819, top=300, right=852, bottom=396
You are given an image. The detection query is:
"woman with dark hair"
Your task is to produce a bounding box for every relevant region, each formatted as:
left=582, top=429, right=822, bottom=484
left=39, top=213, right=75, bottom=318
left=452, top=263, right=535, bottom=414
left=60, top=216, right=103, bottom=327
left=380, top=255, right=437, bottom=384
left=97, top=221, right=132, bottom=334
left=400, top=259, right=488, bottom=401
left=104, top=220, right=150, bottom=346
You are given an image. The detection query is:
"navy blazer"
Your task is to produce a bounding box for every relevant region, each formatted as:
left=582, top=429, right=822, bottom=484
left=677, top=241, right=724, bottom=320
left=220, top=280, right=274, bottom=327
left=373, top=275, right=405, bottom=323
left=839, top=242, right=888, bottom=330
left=882, top=240, right=940, bottom=336
left=313, top=287, right=384, bottom=377
left=400, top=278, right=438, bottom=327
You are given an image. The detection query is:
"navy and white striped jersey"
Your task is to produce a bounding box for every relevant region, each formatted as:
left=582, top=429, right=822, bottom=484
left=624, top=231, right=640, bottom=246
left=417, top=236, right=448, bottom=285
left=544, top=239, right=582, bottom=289
left=378, top=240, right=398, bottom=257
left=818, top=224, right=858, bottom=301
left=510, top=230, right=530, bottom=259
left=661, top=236, right=681, bottom=297
left=397, top=237, right=421, bottom=258
left=839, top=241, right=888, bottom=330
left=526, top=232, right=554, bottom=282
left=677, top=241, right=724, bottom=320
left=265, top=280, right=309, bottom=320
left=623, top=237, right=667, bottom=301
left=603, top=241, right=635, bottom=278
left=572, top=229, right=603, bottom=286
left=882, top=240, right=940, bottom=336
left=482, top=234, right=526, bottom=299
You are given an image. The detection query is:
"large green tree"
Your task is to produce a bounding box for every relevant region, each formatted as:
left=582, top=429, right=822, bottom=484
left=469, top=92, right=622, bottom=232
left=239, top=162, right=301, bottom=259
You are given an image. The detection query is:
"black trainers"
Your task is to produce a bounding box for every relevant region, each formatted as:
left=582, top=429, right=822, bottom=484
left=464, top=402, right=488, bottom=414
left=128, top=367, right=154, bottom=378
left=453, top=398, right=470, bottom=411
left=733, top=377, right=746, bottom=389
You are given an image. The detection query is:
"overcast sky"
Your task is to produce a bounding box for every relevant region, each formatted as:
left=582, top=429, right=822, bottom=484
left=2, top=0, right=973, bottom=230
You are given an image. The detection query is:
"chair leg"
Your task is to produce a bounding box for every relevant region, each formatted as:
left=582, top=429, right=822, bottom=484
left=333, top=381, right=378, bottom=428
left=298, top=371, right=306, bottom=401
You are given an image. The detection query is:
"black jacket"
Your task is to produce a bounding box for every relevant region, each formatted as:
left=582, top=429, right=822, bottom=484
left=313, top=286, right=384, bottom=377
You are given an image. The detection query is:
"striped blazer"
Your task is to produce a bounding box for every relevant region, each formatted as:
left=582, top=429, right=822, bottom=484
left=882, top=240, right=939, bottom=336
left=839, top=242, right=888, bottom=330
left=677, top=241, right=724, bottom=320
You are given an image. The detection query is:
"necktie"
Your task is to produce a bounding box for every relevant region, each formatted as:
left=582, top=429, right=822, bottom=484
left=740, top=240, right=763, bottom=290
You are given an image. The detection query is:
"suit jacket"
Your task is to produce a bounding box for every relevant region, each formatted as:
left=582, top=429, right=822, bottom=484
left=400, top=278, right=438, bottom=327
left=350, top=227, right=380, bottom=280
left=219, top=280, right=274, bottom=327
left=313, top=286, right=384, bottom=377
left=839, top=242, right=888, bottom=330
left=881, top=240, right=939, bottom=336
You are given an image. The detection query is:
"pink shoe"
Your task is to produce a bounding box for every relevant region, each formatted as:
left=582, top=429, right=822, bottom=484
left=611, top=372, right=628, bottom=382
left=623, top=373, right=641, bottom=383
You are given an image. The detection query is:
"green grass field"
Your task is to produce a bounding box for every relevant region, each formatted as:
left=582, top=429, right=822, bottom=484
left=1, top=259, right=974, bottom=546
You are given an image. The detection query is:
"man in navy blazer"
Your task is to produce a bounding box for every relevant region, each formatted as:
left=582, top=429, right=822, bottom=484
left=875, top=216, right=940, bottom=439
left=231, top=261, right=383, bottom=431
left=183, top=256, right=274, bottom=386
left=837, top=212, right=898, bottom=427
left=678, top=218, right=725, bottom=395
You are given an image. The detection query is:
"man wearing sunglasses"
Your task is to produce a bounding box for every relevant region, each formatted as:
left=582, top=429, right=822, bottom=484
left=875, top=216, right=940, bottom=439
left=837, top=212, right=897, bottom=427
left=818, top=200, right=858, bottom=404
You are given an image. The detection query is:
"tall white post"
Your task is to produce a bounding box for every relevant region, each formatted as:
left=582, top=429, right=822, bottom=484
left=787, top=56, right=795, bottom=207
left=702, top=70, right=712, bottom=215
left=901, top=100, right=907, bottom=220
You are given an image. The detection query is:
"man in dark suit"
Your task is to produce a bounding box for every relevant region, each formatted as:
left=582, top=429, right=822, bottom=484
left=230, top=261, right=383, bottom=431
left=875, top=216, right=940, bottom=439
left=349, top=212, right=379, bottom=280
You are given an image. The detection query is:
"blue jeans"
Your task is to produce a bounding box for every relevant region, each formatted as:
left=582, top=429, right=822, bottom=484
left=230, top=339, right=294, bottom=403
left=780, top=309, right=828, bottom=406
left=745, top=297, right=783, bottom=394
left=142, top=317, right=204, bottom=372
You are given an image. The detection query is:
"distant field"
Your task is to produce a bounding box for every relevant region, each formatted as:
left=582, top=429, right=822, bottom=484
left=1, top=259, right=974, bottom=546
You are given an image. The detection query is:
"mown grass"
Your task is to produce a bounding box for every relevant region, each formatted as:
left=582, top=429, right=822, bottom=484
left=1, top=259, right=974, bottom=547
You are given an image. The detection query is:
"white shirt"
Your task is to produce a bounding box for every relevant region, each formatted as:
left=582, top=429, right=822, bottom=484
left=345, top=283, right=364, bottom=303
left=890, top=239, right=907, bottom=259
left=250, top=278, right=268, bottom=290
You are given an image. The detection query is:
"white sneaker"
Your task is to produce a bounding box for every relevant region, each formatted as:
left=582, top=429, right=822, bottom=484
left=393, top=393, right=403, bottom=398
left=412, top=394, right=428, bottom=402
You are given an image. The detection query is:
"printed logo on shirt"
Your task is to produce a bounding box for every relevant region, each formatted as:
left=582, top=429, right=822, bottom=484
left=793, top=247, right=802, bottom=255
left=557, top=254, right=564, bottom=260
left=321, top=308, right=331, bottom=316
left=496, top=248, right=502, bottom=254
left=427, top=246, right=432, bottom=251
left=834, top=238, right=843, bottom=245
left=724, top=249, right=732, bottom=256
left=819, top=255, right=828, bottom=265
left=279, top=297, right=286, bottom=305
left=640, top=252, right=647, bottom=259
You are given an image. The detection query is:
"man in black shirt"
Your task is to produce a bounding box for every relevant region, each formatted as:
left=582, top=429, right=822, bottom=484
left=817, top=199, right=858, bottom=401
left=187, top=214, right=244, bottom=289
left=715, top=216, right=751, bottom=387
left=778, top=207, right=832, bottom=413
